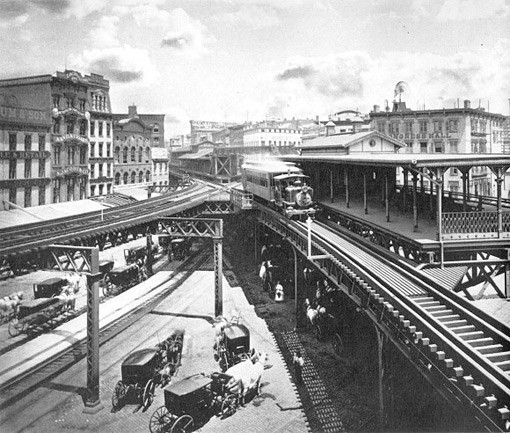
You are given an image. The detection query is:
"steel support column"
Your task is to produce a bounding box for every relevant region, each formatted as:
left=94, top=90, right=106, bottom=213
left=363, top=171, right=368, bottom=215
left=385, top=171, right=390, bottom=222
left=344, top=168, right=350, bottom=208
left=213, top=229, right=223, bottom=318
left=83, top=249, right=102, bottom=413
left=412, top=173, right=418, bottom=232
left=375, top=326, right=387, bottom=429
left=403, top=168, right=408, bottom=211
left=330, top=168, right=334, bottom=203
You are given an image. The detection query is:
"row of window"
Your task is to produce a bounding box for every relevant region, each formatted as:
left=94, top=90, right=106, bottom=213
left=245, top=171, right=269, bottom=187
left=8, top=185, right=46, bottom=207
left=90, top=163, right=112, bottom=179
left=90, top=93, right=108, bottom=112
left=114, top=171, right=151, bottom=185
left=90, top=142, right=112, bottom=158
left=114, top=147, right=151, bottom=164
left=8, top=159, right=47, bottom=179
left=53, top=95, right=87, bottom=112
left=411, top=140, right=459, bottom=153
left=90, top=184, right=112, bottom=196
left=8, top=133, right=46, bottom=152
left=53, top=145, right=87, bottom=165
left=90, top=120, right=111, bottom=137
left=379, top=119, right=460, bottom=134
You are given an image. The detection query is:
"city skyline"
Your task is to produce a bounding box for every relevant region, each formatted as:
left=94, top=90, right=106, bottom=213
left=0, top=0, right=509, bottom=137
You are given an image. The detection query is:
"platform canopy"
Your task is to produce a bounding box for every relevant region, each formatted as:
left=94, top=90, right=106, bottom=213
left=282, top=152, right=510, bottom=170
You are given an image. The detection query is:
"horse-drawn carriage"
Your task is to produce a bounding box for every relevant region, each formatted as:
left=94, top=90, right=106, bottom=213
left=149, top=372, right=237, bottom=433
left=8, top=277, right=75, bottom=337
left=112, top=333, right=184, bottom=412
left=102, top=262, right=146, bottom=297
left=214, top=322, right=251, bottom=372
left=124, top=245, right=147, bottom=266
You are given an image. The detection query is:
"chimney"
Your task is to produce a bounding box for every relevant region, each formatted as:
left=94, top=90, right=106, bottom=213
left=373, top=105, right=380, bottom=113
left=464, top=99, right=471, bottom=109
left=128, top=104, right=137, bottom=117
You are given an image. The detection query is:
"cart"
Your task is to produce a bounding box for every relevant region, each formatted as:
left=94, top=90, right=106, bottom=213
left=124, top=245, right=147, bottom=265
left=215, top=323, right=250, bottom=372
left=112, top=347, right=165, bottom=411
left=102, top=263, right=143, bottom=297
left=33, top=277, right=67, bottom=299
left=149, top=372, right=237, bottom=433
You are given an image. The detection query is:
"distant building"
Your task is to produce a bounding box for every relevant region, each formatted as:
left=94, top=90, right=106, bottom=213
left=0, top=69, right=114, bottom=208
left=370, top=100, right=507, bottom=197
left=189, top=120, right=236, bottom=146
left=242, top=124, right=301, bottom=150
left=151, top=147, right=169, bottom=186
left=112, top=105, right=165, bottom=189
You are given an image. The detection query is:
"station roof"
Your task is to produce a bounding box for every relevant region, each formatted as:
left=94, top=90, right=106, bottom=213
left=282, top=152, right=510, bottom=169
left=178, top=148, right=214, bottom=160
left=299, top=130, right=406, bottom=150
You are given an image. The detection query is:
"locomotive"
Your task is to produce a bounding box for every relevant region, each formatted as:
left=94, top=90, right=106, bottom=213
left=241, top=160, right=316, bottom=219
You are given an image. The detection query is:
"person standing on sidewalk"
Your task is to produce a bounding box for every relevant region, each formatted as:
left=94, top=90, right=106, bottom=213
left=293, top=350, right=304, bottom=384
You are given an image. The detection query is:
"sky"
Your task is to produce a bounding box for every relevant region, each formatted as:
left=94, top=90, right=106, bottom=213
left=0, top=0, right=509, bottom=138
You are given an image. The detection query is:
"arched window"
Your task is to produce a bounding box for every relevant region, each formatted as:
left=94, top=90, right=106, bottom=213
left=153, top=124, right=159, bottom=133
left=131, top=172, right=136, bottom=183
left=123, top=147, right=128, bottom=164
left=146, top=170, right=150, bottom=182
left=145, top=147, right=150, bottom=162
left=123, top=172, right=128, bottom=184
left=138, top=148, right=143, bottom=163
left=115, top=173, right=120, bottom=185
left=131, top=147, right=136, bottom=162
left=114, top=146, right=120, bottom=164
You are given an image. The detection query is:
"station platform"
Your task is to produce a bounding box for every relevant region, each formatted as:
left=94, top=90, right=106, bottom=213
left=0, top=263, right=308, bottom=432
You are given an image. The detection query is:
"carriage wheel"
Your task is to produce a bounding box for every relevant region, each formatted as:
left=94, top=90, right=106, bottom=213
left=220, top=394, right=238, bottom=419
left=219, top=352, right=228, bottom=372
left=142, top=379, right=156, bottom=410
left=170, top=414, right=194, bottom=433
left=112, top=381, right=126, bottom=410
left=332, top=333, right=344, bottom=355
left=102, top=274, right=112, bottom=297
left=149, top=406, right=173, bottom=433
left=8, top=317, right=21, bottom=337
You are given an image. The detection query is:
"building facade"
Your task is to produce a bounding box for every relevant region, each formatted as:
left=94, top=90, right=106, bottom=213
left=0, top=77, right=53, bottom=209
left=112, top=105, right=165, bottom=189
left=370, top=100, right=507, bottom=196
left=151, top=147, right=169, bottom=186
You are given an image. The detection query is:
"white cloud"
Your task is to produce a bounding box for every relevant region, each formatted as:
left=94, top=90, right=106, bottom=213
left=0, top=13, right=28, bottom=28
left=437, top=0, right=510, bottom=21
left=69, top=45, right=157, bottom=85
left=161, top=8, right=215, bottom=57
left=88, top=16, right=120, bottom=48
left=65, top=0, right=106, bottom=19
left=213, top=4, right=280, bottom=28
left=113, top=2, right=171, bottom=27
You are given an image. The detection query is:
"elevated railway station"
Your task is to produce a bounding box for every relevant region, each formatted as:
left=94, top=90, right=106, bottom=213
left=1, top=156, right=510, bottom=432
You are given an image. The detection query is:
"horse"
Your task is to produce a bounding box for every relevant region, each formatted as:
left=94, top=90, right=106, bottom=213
left=304, top=298, right=318, bottom=330
left=225, top=351, right=267, bottom=406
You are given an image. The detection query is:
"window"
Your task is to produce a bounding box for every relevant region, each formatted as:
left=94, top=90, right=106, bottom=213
left=433, top=120, right=442, bottom=133
left=471, top=118, right=478, bottom=132
left=66, top=119, right=74, bottom=134
left=53, top=179, right=60, bottom=203
left=79, top=120, right=87, bottom=136
left=115, top=173, right=120, bottom=185
left=123, top=147, right=128, bottom=163
left=90, top=164, right=95, bottom=178
left=66, top=97, right=73, bottom=108
left=80, top=147, right=86, bottom=164
left=420, top=142, right=428, bottom=153
left=24, top=187, right=31, bottom=207
left=9, top=133, right=16, bottom=151
left=114, top=146, right=120, bottom=163
left=107, top=184, right=112, bottom=194
left=153, top=124, right=159, bottom=133
left=447, top=119, right=459, bottom=133
left=107, top=163, right=111, bottom=177
left=99, top=184, right=104, bottom=195
left=9, top=160, right=16, bottom=179
left=53, top=95, right=60, bottom=109
left=131, top=147, right=136, bottom=162
left=90, top=185, right=96, bottom=196
left=79, top=99, right=86, bottom=111
left=9, top=187, right=16, bottom=204
left=131, top=172, right=136, bottom=183
left=123, top=172, right=128, bottom=184
left=419, top=121, right=428, bottom=133
left=99, top=143, right=103, bottom=157
left=39, top=186, right=45, bottom=206
left=154, top=137, right=159, bottom=145
left=24, top=134, right=32, bottom=151
left=145, top=147, right=150, bottom=163
left=98, top=163, right=103, bottom=178
left=24, top=160, right=31, bottom=178
left=138, top=148, right=143, bottom=163
left=377, top=122, right=385, bottom=133
left=98, top=122, right=103, bottom=136
left=39, top=159, right=45, bottom=177
left=53, top=119, right=60, bottom=134
left=405, top=121, right=413, bottom=133
left=38, top=135, right=45, bottom=152
left=54, top=145, right=61, bottom=165
left=434, top=142, right=443, bottom=153
left=68, top=146, right=75, bottom=165
left=139, top=171, right=143, bottom=183
left=146, top=170, right=150, bottom=182
left=450, top=168, right=459, bottom=176
left=90, top=143, right=95, bottom=158
left=90, top=121, right=95, bottom=136
left=106, top=123, right=111, bottom=137
left=107, top=144, right=111, bottom=158
left=449, top=140, right=458, bottom=153
left=389, top=122, right=399, bottom=134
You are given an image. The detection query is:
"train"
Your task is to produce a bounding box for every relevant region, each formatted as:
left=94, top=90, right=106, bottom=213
left=241, top=160, right=316, bottom=218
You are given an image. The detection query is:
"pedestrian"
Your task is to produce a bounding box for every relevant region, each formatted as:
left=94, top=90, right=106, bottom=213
left=293, top=350, right=304, bottom=384
left=274, top=281, right=284, bottom=302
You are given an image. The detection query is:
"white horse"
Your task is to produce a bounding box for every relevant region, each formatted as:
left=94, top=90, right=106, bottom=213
left=225, top=351, right=267, bottom=406
left=304, top=298, right=318, bottom=330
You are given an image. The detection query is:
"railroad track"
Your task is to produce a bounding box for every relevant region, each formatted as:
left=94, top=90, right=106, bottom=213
left=0, top=251, right=210, bottom=410
left=292, top=218, right=510, bottom=430
left=0, top=182, right=219, bottom=259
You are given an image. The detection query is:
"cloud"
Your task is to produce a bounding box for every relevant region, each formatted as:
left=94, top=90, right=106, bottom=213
left=69, top=45, right=157, bottom=84
left=0, top=0, right=105, bottom=22
left=276, top=53, right=371, bottom=98
left=161, top=8, right=215, bottom=56
left=437, top=0, right=510, bottom=21
left=88, top=16, right=120, bottom=48
left=212, top=4, right=280, bottom=29
left=113, top=2, right=171, bottom=27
